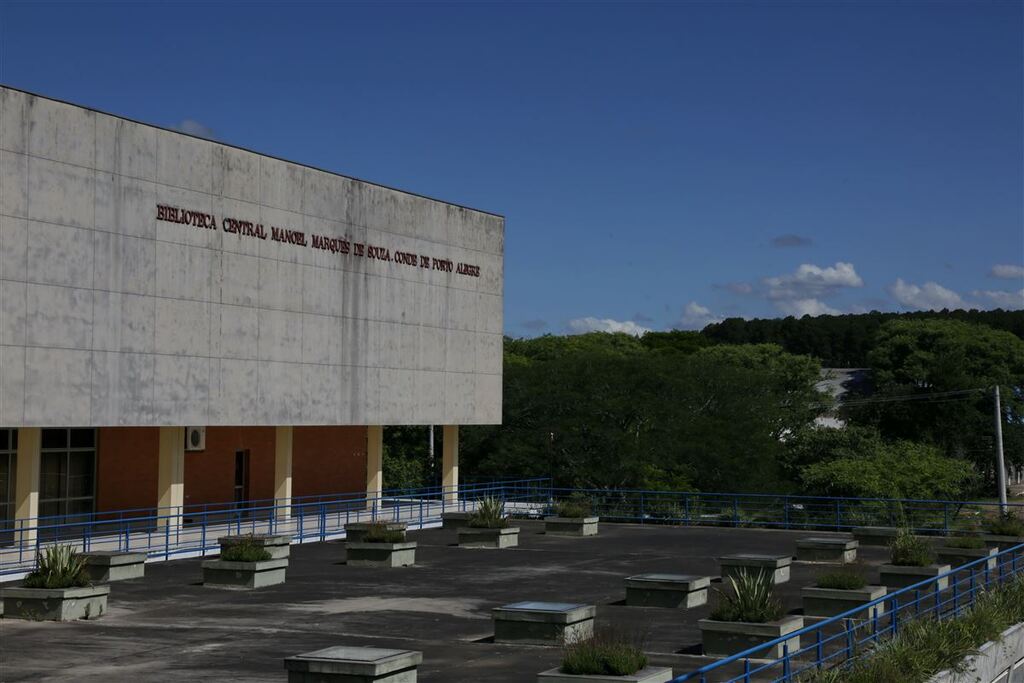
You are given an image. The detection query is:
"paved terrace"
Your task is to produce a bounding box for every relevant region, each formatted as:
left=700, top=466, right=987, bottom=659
left=0, top=521, right=893, bottom=682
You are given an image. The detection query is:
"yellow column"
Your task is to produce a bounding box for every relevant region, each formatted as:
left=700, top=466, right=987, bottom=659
left=157, top=427, right=184, bottom=528
left=14, top=428, right=41, bottom=547
left=366, top=425, right=383, bottom=506
left=274, top=426, right=293, bottom=521
left=443, top=425, right=459, bottom=504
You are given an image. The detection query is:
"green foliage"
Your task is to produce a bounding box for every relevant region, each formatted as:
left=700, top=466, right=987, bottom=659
left=469, top=497, right=509, bottom=529
left=23, top=545, right=89, bottom=589
left=555, top=494, right=593, bottom=519
left=363, top=524, right=405, bottom=543
left=985, top=511, right=1024, bottom=537
left=816, top=568, right=867, bottom=590
left=943, top=536, right=987, bottom=550
left=639, top=330, right=713, bottom=355
left=561, top=631, right=647, bottom=676
left=709, top=570, right=784, bottom=623
left=889, top=528, right=935, bottom=567
left=805, top=576, right=1024, bottom=683
left=221, top=538, right=272, bottom=562
left=383, top=426, right=436, bottom=491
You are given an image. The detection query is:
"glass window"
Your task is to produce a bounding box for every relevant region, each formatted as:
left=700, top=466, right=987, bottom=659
left=39, top=428, right=95, bottom=521
left=0, top=429, right=15, bottom=531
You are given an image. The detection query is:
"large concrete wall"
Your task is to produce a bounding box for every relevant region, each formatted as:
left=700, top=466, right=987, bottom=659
left=0, top=87, right=503, bottom=427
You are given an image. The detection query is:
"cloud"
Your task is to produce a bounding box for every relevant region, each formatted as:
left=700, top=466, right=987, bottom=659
left=776, top=298, right=840, bottom=317
left=771, top=234, right=814, bottom=248
left=521, top=319, right=548, bottom=332
left=714, top=281, right=754, bottom=295
left=764, top=262, right=863, bottom=301
left=971, top=289, right=1024, bottom=310
left=888, top=278, right=964, bottom=311
left=567, top=317, right=651, bottom=337
left=677, top=301, right=723, bottom=330
left=173, top=119, right=216, bottom=140
left=990, top=264, right=1024, bottom=280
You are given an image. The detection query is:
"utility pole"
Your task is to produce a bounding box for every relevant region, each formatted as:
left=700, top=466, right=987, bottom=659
left=994, top=385, right=1007, bottom=513
left=428, top=425, right=435, bottom=467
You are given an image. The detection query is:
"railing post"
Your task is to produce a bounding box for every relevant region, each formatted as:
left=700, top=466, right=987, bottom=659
left=743, top=657, right=751, bottom=682
left=783, top=496, right=790, bottom=530
left=845, top=618, right=854, bottom=661
left=640, top=494, right=645, bottom=524
left=783, top=642, right=791, bottom=681
left=684, top=494, right=691, bottom=526
left=943, top=503, right=950, bottom=534
left=733, top=496, right=740, bottom=528
left=835, top=499, right=842, bottom=531
left=892, top=597, right=899, bottom=634
left=815, top=627, right=823, bottom=666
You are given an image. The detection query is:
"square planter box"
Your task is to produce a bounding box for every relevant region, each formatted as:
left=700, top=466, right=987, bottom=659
left=79, top=550, right=147, bottom=582
left=720, top=554, right=791, bottom=585
left=284, top=645, right=422, bottom=682
left=346, top=541, right=417, bottom=568
left=852, top=526, right=900, bottom=547
left=345, top=522, right=408, bottom=543
left=936, top=546, right=998, bottom=572
left=801, top=585, right=887, bottom=618
left=544, top=516, right=599, bottom=537
left=537, top=666, right=674, bottom=683
left=980, top=534, right=1024, bottom=551
left=493, top=601, right=596, bottom=645
left=878, top=563, right=951, bottom=591
left=203, top=558, right=288, bottom=589
left=458, top=526, right=520, bottom=548
left=2, top=584, right=110, bottom=621
left=218, top=534, right=291, bottom=560
left=624, top=573, right=710, bottom=608
left=795, top=537, right=858, bottom=564
left=442, top=511, right=472, bottom=530
left=699, top=615, right=803, bottom=658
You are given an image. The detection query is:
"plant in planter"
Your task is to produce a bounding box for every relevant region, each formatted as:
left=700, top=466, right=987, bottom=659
left=935, top=535, right=999, bottom=571
left=546, top=495, right=600, bottom=537
left=346, top=523, right=417, bottom=567
left=1, top=544, right=110, bottom=621
left=459, top=497, right=520, bottom=548
left=878, top=528, right=950, bottom=591
left=698, top=570, right=803, bottom=657
left=981, top=512, right=1024, bottom=549
left=802, top=566, right=887, bottom=618
left=203, top=537, right=288, bottom=589
left=537, top=631, right=672, bottom=682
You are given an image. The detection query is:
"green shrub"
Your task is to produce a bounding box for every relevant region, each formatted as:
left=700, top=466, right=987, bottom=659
left=221, top=538, right=272, bottom=562
left=23, top=545, right=89, bottom=589
left=889, top=528, right=935, bottom=567
left=363, top=524, right=405, bottom=543
left=555, top=496, right=593, bottom=519
left=561, top=632, right=647, bottom=676
left=709, top=570, right=784, bottom=623
left=985, top=512, right=1024, bottom=537
left=469, top=497, right=509, bottom=529
left=816, top=568, right=867, bottom=590
left=943, top=536, right=987, bottom=550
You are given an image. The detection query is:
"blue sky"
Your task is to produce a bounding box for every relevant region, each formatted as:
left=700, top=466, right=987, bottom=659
left=2, top=1, right=1021, bottom=336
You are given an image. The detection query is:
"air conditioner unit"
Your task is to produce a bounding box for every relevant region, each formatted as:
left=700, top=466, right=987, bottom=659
left=184, top=426, right=206, bottom=452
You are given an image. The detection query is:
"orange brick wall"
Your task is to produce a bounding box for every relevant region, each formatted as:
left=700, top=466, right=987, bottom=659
left=293, top=426, right=368, bottom=499
left=184, top=427, right=276, bottom=508
left=96, top=427, right=160, bottom=513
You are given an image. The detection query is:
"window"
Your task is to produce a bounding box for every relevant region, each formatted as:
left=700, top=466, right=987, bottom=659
left=0, top=429, right=16, bottom=531
left=39, top=428, right=95, bottom=521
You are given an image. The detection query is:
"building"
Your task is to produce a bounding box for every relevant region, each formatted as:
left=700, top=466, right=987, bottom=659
left=0, top=86, right=503, bottom=537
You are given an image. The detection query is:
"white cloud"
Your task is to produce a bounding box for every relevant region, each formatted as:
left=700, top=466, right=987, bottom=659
left=764, top=262, right=863, bottom=301
left=677, top=301, right=723, bottom=330
left=971, top=288, right=1024, bottom=310
left=888, top=278, right=964, bottom=311
left=567, top=317, right=651, bottom=337
left=990, top=264, right=1024, bottom=280
left=776, top=298, right=840, bottom=317
left=173, top=119, right=216, bottom=139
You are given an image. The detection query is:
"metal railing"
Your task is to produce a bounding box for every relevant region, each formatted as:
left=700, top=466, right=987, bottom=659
left=672, top=541, right=1024, bottom=683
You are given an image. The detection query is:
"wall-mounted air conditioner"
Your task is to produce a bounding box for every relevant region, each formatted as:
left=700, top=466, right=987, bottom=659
left=185, top=426, right=206, bottom=452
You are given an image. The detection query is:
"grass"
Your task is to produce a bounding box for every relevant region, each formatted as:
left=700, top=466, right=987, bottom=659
left=363, top=524, right=406, bottom=543
left=984, top=512, right=1024, bottom=537
left=709, top=570, right=785, bottom=623
left=889, top=528, right=935, bottom=567
left=561, top=631, right=647, bottom=676
left=805, top=575, right=1024, bottom=683
left=221, top=538, right=272, bottom=562
left=942, top=536, right=987, bottom=550
left=816, top=567, right=868, bottom=590
left=469, top=497, right=510, bottom=529
left=23, top=545, right=89, bottom=589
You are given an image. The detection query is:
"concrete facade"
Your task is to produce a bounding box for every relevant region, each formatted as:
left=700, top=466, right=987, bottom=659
left=0, top=86, right=504, bottom=429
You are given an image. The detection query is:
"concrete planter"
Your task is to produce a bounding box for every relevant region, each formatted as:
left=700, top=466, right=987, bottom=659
left=442, top=511, right=472, bottom=530
left=852, top=526, right=899, bottom=547
left=79, top=550, right=147, bottom=582
left=935, top=546, right=998, bottom=572
left=346, top=541, right=417, bottom=568
left=624, top=574, right=710, bottom=608
left=493, top=601, right=595, bottom=645
left=699, top=615, right=803, bottom=658
left=795, top=537, right=858, bottom=564
left=345, top=522, right=407, bottom=543
left=544, top=516, right=599, bottom=537
left=927, top=622, right=1024, bottom=683
left=202, top=558, right=288, bottom=589
left=720, top=554, right=791, bottom=585
left=801, top=585, right=887, bottom=618
left=2, top=584, right=110, bottom=621
left=537, top=667, right=674, bottom=683
left=458, top=526, right=520, bottom=548
left=284, top=645, right=422, bottom=682
left=980, top=533, right=1024, bottom=551
left=218, top=534, right=291, bottom=560
left=878, top=563, right=951, bottom=591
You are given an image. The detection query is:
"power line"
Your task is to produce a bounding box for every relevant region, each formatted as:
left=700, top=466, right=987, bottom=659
left=837, top=388, right=988, bottom=408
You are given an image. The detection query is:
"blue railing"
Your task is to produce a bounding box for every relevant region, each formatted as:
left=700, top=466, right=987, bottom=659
left=672, top=541, right=1024, bottom=683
